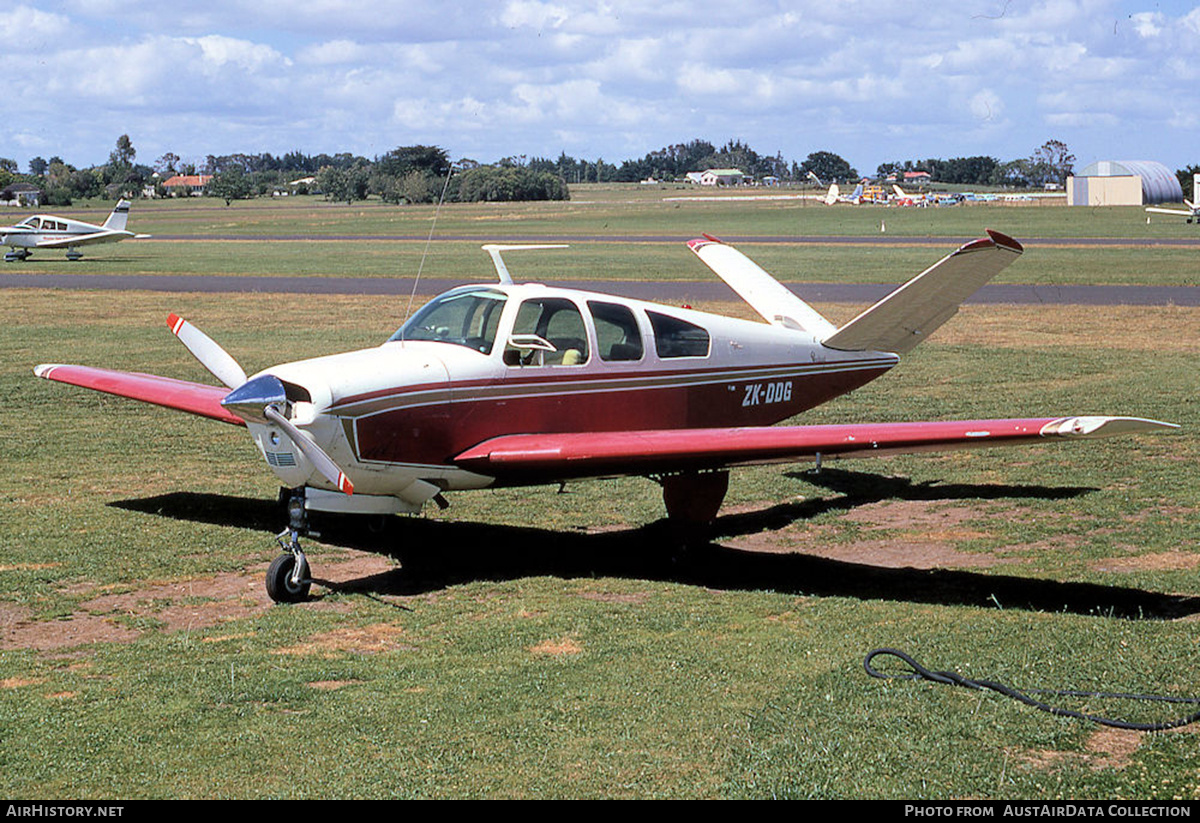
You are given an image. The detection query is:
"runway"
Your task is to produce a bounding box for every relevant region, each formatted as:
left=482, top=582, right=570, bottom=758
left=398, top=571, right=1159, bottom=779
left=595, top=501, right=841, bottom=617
left=1, top=271, right=1197, bottom=306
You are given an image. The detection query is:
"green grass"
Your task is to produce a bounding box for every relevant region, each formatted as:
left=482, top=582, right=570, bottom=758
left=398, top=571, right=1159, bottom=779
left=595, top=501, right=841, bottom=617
left=12, top=189, right=1197, bottom=285
left=1, top=198, right=1198, bottom=799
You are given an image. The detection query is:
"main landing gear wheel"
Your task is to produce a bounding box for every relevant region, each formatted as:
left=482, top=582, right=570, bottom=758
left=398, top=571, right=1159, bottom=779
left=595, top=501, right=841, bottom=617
left=266, top=552, right=311, bottom=603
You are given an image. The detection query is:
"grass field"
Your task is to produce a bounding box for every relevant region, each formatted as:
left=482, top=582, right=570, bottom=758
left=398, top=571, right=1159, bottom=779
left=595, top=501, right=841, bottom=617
left=11, top=190, right=1198, bottom=287
left=1, top=192, right=1198, bottom=799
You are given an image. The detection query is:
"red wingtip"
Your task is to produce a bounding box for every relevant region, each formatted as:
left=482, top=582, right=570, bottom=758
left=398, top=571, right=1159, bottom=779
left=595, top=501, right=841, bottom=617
left=167, top=313, right=184, bottom=334
left=687, top=234, right=724, bottom=252
left=985, top=229, right=1023, bottom=253
left=338, top=474, right=354, bottom=495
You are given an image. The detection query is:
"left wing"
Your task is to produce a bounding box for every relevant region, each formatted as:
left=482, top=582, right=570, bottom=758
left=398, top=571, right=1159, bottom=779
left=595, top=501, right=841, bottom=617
left=454, top=416, right=1177, bottom=483
left=34, top=364, right=244, bottom=425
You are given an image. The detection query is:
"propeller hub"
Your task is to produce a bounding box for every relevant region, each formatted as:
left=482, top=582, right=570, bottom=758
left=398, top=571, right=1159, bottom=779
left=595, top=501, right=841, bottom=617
left=221, top=374, right=288, bottom=423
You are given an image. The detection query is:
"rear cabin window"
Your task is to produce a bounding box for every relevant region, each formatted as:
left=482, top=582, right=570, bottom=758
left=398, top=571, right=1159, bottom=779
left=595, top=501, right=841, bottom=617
left=647, top=311, right=710, bottom=358
left=588, top=301, right=643, bottom=362
left=504, top=298, right=589, bottom=366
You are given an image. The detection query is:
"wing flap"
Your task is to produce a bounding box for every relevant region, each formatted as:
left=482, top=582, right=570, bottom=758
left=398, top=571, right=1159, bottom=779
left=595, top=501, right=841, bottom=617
left=34, top=364, right=244, bottom=426
left=454, top=416, right=1177, bottom=482
left=822, top=230, right=1024, bottom=354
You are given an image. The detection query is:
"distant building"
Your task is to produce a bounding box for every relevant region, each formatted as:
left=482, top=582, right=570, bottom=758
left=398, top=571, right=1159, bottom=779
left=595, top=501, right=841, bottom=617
left=1067, top=160, right=1182, bottom=206
left=162, top=174, right=213, bottom=196
left=1, top=183, right=42, bottom=206
left=903, top=171, right=931, bottom=184
left=698, top=169, right=745, bottom=186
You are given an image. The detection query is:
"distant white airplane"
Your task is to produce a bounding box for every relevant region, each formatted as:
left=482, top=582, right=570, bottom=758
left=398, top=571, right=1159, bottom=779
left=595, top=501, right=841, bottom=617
left=1145, top=200, right=1200, bottom=224
left=823, top=182, right=865, bottom=205
left=892, top=185, right=932, bottom=207
left=1, top=199, right=150, bottom=261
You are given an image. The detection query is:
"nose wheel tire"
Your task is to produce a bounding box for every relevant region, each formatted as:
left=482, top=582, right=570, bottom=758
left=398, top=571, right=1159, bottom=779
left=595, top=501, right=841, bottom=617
left=266, top=552, right=311, bottom=603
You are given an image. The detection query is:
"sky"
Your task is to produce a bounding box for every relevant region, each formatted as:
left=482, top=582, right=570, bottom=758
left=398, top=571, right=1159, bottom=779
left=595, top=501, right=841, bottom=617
left=5, top=0, right=1200, bottom=177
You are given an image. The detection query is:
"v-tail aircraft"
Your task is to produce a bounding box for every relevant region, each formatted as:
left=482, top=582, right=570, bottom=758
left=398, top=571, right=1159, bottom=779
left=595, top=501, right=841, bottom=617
left=823, top=182, right=865, bottom=204
left=2, top=199, right=150, bottom=261
left=34, top=234, right=1177, bottom=601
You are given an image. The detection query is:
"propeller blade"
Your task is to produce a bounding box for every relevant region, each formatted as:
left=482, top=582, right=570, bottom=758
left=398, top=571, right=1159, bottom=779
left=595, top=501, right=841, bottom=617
left=168, top=313, right=247, bottom=389
left=263, top=405, right=354, bottom=495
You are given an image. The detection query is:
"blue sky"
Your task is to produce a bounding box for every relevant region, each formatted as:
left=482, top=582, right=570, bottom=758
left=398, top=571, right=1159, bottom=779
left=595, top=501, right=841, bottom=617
left=5, top=0, right=1199, bottom=176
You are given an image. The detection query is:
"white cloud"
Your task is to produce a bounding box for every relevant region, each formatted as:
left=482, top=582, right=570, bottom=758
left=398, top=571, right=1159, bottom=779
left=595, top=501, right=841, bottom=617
left=9, top=4, right=71, bottom=40
left=6, top=0, right=1200, bottom=173
left=968, top=89, right=1004, bottom=122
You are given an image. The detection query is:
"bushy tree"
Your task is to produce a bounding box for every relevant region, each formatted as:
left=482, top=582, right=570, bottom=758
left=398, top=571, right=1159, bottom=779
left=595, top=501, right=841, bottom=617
left=209, top=167, right=253, bottom=205
left=1176, top=165, right=1200, bottom=200
left=799, top=151, right=857, bottom=183
left=316, top=164, right=369, bottom=203
left=453, top=166, right=569, bottom=202
left=1028, top=139, right=1074, bottom=186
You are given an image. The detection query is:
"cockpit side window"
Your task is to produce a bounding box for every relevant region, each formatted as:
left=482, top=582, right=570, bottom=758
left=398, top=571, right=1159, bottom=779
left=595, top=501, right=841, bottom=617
left=588, top=300, right=643, bottom=362
left=390, top=288, right=507, bottom=354
left=647, top=311, right=711, bottom=358
left=504, top=298, right=589, bottom=366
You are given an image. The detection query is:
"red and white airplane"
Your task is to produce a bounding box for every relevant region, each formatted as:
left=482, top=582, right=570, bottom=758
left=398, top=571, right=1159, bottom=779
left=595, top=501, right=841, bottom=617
left=34, top=232, right=1176, bottom=601
left=2, top=199, right=150, bottom=262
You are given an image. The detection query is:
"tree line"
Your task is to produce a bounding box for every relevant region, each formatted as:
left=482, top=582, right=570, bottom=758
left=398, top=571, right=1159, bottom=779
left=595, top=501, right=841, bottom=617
left=3, top=134, right=1192, bottom=205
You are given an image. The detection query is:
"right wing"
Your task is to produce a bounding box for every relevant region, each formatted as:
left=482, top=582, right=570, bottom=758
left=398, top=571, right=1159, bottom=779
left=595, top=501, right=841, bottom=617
left=34, top=364, right=244, bottom=426
left=453, top=416, right=1177, bottom=483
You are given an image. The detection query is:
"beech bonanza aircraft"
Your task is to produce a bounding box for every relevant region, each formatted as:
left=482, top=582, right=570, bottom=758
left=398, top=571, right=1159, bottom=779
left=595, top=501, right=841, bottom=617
left=1145, top=200, right=1200, bottom=224
left=823, top=182, right=865, bottom=205
left=34, top=233, right=1176, bottom=602
left=1, top=199, right=150, bottom=261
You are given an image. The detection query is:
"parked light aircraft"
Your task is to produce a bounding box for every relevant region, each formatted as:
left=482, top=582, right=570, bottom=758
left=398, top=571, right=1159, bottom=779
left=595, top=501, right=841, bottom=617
left=1146, top=200, right=1200, bottom=224
left=1, top=199, right=150, bottom=261
left=34, top=234, right=1176, bottom=602
left=823, top=182, right=865, bottom=205
left=892, top=185, right=931, bottom=207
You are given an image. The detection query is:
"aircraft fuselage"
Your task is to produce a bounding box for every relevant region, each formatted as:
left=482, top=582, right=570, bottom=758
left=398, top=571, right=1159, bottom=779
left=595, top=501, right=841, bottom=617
left=240, top=282, right=897, bottom=510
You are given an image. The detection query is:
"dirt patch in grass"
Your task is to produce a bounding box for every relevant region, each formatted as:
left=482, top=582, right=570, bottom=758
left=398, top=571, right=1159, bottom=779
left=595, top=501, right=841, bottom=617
left=307, top=679, right=363, bottom=690
left=530, top=637, right=583, bottom=656
left=1092, top=551, right=1200, bottom=573
left=726, top=499, right=1015, bottom=570
left=1, top=676, right=46, bottom=689
left=0, top=551, right=397, bottom=651
left=273, top=623, right=413, bottom=657
left=1016, top=727, right=1143, bottom=773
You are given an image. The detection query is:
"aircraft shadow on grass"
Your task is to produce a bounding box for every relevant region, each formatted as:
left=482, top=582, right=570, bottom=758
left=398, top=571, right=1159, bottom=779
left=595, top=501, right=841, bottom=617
left=109, top=470, right=1200, bottom=621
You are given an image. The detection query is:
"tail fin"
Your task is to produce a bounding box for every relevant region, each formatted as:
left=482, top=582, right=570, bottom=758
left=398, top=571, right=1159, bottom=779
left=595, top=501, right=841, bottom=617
left=822, top=230, right=1023, bottom=354
left=687, top=235, right=837, bottom=337
left=103, top=199, right=131, bottom=232
left=823, top=183, right=839, bottom=206
left=850, top=183, right=863, bottom=202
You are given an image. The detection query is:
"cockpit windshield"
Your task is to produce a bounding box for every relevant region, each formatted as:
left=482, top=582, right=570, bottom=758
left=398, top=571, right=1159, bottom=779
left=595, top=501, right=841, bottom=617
left=389, top=288, right=508, bottom=354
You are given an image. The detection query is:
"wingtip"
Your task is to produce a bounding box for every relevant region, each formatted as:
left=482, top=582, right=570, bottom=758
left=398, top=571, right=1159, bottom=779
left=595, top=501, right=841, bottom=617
left=167, top=313, right=184, bottom=335
left=33, top=363, right=59, bottom=379
left=985, top=229, right=1023, bottom=253
left=687, top=234, right=724, bottom=251
left=1040, top=416, right=1179, bottom=437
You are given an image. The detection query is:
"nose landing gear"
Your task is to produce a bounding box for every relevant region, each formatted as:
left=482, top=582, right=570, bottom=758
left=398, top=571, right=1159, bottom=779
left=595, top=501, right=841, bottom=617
left=266, top=487, right=313, bottom=603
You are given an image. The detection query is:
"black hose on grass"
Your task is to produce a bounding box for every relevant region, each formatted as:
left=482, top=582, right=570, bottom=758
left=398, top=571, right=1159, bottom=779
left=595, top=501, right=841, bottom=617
left=864, top=648, right=1200, bottom=732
